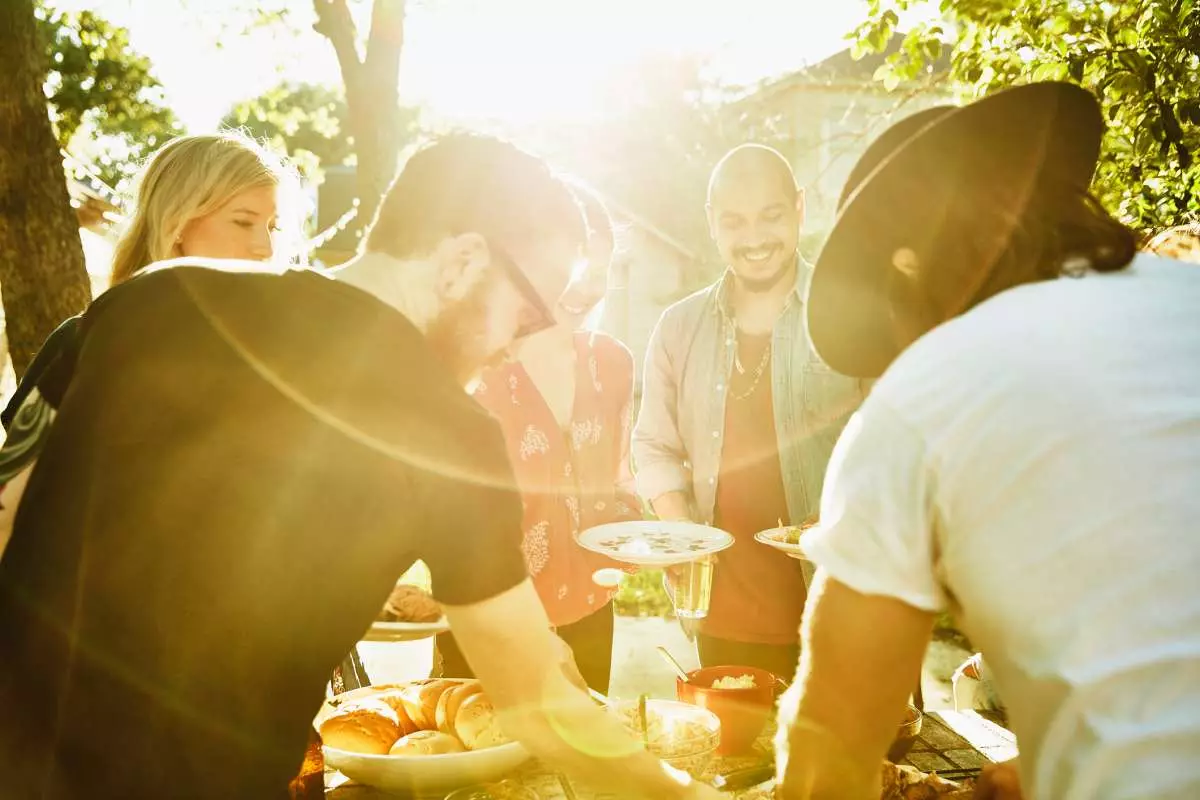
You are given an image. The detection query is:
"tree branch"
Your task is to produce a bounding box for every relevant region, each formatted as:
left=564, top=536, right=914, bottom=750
left=364, top=0, right=404, bottom=104
left=312, top=0, right=362, bottom=92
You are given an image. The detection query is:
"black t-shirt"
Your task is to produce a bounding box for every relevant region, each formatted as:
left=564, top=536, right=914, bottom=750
left=0, top=264, right=527, bottom=798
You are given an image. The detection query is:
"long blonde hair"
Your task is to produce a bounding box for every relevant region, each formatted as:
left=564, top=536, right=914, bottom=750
left=109, top=132, right=300, bottom=285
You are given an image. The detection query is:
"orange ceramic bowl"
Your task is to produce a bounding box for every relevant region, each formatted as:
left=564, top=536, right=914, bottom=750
left=676, top=665, right=782, bottom=755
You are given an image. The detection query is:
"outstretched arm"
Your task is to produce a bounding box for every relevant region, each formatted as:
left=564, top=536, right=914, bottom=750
left=444, top=580, right=721, bottom=800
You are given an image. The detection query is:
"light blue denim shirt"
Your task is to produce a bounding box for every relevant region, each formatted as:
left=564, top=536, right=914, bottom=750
left=631, top=263, right=869, bottom=525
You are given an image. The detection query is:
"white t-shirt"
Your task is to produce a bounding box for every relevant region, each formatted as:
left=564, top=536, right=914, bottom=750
left=804, top=255, right=1200, bottom=800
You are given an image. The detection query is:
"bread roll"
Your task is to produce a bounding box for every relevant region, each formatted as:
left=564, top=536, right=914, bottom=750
left=319, top=700, right=402, bottom=755
left=388, top=730, right=466, bottom=756
left=371, top=690, right=420, bottom=735
left=396, top=679, right=458, bottom=730
left=453, top=693, right=512, bottom=750
left=436, top=681, right=484, bottom=734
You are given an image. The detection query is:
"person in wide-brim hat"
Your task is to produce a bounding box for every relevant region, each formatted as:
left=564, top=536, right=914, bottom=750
left=807, top=81, right=1135, bottom=379
left=774, top=82, right=1200, bottom=800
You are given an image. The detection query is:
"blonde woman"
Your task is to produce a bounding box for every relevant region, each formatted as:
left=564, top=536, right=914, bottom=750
left=0, top=132, right=300, bottom=554
left=109, top=131, right=301, bottom=285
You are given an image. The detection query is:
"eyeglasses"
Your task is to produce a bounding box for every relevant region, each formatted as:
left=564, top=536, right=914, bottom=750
left=490, top=242, right=560, bottom=340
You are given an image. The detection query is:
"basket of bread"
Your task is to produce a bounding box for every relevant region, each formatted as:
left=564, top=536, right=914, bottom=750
left=315, top=679, right=530, bottom=794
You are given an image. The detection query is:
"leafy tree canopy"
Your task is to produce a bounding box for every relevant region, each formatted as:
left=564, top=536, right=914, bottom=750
left=852, top=0, right=1200, bottom=230
left=38, top=3, right=183, bottom=192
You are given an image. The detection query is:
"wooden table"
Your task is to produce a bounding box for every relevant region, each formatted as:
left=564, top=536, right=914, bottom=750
left=324, top=711, right=1016, bottom=798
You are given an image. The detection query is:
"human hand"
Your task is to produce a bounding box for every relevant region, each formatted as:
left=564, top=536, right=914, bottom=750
left=974, top=760, right=1023, bottom=800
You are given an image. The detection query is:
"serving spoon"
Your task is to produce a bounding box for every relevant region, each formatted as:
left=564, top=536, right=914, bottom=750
left=656, top=646, right=691, bottom=683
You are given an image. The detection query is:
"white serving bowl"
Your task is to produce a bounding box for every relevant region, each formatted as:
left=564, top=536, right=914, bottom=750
left=322, top=741, right=531, bottom=796
left=315, top=686, right=531, bottom=795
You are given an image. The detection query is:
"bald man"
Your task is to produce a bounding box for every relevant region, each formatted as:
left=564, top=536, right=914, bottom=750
left=631, top=145, right=868, bottom=676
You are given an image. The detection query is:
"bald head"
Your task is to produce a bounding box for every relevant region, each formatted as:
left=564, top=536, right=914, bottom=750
left=707, top=144, right=798, bottom=206
left=706, top=144, right=804, bottom=291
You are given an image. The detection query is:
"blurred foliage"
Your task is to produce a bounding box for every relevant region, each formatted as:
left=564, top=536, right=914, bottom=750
left=37, top=2, right=182, bottom=192
left=518, top=55, right=799, bottom=281
left=613, top=568, right=674, bottom=618
left=851, top=0, right=1200, bottom=230
left=222, top=81, right=422, bottom=183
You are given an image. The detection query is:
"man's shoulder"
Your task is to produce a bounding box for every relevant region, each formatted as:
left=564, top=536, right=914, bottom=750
left=654, top=280, right=721, bottom=334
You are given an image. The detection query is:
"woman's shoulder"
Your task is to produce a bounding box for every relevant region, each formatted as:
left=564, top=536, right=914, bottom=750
left=578, top=330, right=633, bottom=368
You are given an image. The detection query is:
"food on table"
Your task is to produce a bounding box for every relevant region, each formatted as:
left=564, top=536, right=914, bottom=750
left=616, top=703, right=717, bottom=761
left=319, top=698, right=405, bottom=755
left=880, top=762, right=974, bottom=799
left=388, top=730, right=466, bottom=756
left=733, top=762, right=973, bottom=800
left=454, top=693, right=514, bottom=750
left=378, top=583, right=443, bottom=623
left=319, top=679, right=513, bottom=756
left=390, top=678, right=459, bottom=730
left=712, top=674, right=757, bottom=689
left=437, top=680, right=485, bottom=734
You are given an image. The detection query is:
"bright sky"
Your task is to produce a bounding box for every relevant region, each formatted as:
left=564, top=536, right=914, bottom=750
left=58, top=0, right=877, bottom=131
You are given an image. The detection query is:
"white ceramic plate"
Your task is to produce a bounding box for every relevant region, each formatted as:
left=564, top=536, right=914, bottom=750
left=362, top=617, right=450, bottom=642
left=576, top=521, right=734, bottom=567
left=315, top=686, right=530, bottom=795
left=753, top=527, right=812, bottom=561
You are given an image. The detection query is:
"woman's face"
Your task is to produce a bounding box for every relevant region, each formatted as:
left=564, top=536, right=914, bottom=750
left=176, top=184, right=279, bottom=262
left=554, top=235, right=612, bottom=328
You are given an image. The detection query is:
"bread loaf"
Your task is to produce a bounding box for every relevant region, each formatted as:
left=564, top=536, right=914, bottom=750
left=453, top=693, right=512, bottom=750
left=388, top=730, right=466, bottom=756
left=436, top=681, right=484, bottom=734
left=370, top=690, right=421, bottom=736
left=318, top=699, right=402, bottom=755
left=395, top=679, right=459, bottom=730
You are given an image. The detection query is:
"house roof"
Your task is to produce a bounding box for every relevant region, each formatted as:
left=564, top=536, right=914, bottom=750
left=734, top=32, right=953, bottom=107
left=595, top=192, right=700, bottom=261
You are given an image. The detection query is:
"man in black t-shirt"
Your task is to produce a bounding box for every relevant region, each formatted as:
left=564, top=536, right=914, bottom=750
left=0, top=134, right=718, bottom=800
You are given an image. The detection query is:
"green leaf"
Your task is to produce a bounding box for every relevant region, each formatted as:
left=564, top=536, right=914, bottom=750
left=1118, top=49, right=1149, bottom=77
left=1179, top=100, right=1200, bottom=126
left=1107, top=70, right=1145, bottom=97
left=1031, top=61, right=1069, bottom=81
left=1114, top=27, right=1139, bottom=48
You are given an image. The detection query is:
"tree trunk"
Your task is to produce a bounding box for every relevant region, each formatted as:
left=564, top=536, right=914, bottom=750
left=313, top=0, right=407, bottom=230
left=0, top=0, right=92, bottom=380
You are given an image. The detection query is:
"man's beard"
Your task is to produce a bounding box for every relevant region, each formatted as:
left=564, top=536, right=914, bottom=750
left=733, top=247, right=798, bottom=294
left=424, top=282, right=505, bottom=389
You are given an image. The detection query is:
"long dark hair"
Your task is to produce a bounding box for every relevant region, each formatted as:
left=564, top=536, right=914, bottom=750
left=954, top=181, right=1137, bottom=314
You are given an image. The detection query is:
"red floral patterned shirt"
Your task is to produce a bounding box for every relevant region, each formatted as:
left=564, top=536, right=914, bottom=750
left=473, top=331, right=642, bottom=627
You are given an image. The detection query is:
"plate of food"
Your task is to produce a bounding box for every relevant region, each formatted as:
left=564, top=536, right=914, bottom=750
left=364, top=584, right=449, bottom=642
left=753, top=522, right=818, bottom=561
left=576, top=521, right=734, bottom=567
left=315, top=680, right=530, bottom=795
